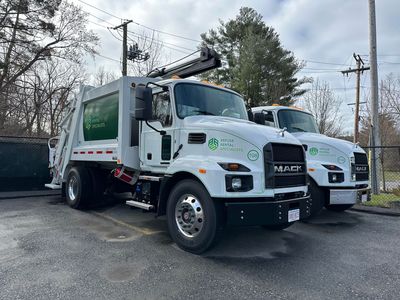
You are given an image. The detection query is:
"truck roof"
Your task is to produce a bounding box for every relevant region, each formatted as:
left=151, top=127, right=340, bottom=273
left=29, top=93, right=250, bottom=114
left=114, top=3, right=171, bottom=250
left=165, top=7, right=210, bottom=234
left=252, top=105, right=313, bottom=115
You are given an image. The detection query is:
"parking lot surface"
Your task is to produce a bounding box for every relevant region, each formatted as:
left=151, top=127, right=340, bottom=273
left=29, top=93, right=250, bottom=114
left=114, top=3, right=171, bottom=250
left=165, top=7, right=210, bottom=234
left=0, top=195, right=399, bottom=300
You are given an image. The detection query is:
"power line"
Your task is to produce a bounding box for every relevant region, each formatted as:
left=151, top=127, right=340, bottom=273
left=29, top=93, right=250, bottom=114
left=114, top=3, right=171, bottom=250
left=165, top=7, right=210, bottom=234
left=86, top=14, right=196, bottom=54
left=78, top=0, right=121, bottom=20
left=78, top=0, right=202, bottom=43
left=302, top=59, right=347, bottom=66
left=96, top=53, right=121, bottom=63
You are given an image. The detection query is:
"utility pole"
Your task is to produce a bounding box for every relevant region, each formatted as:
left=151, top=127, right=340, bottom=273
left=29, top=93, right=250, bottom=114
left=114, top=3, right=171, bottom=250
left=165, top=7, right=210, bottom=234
left=369, top=0, right=381, bottom=194
left=113, top=20, right=132, bottom=76
left=341, top=54, right=370, bottom=143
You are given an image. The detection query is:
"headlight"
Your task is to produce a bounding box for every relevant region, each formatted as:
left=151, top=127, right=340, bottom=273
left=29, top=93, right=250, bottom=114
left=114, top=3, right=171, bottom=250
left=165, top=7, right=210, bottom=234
left=225, top=175, right=253, bottom=192
left=328, top=172, right=344, bottom=183
left=231, top=178, right=242, bottom=189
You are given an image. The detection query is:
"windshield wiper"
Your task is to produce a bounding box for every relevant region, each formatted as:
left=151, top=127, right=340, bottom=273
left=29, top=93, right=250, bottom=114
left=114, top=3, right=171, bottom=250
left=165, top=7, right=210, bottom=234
left=193, top=110, right=215, bottom=116
left=291, top=126, right=306, bottom=132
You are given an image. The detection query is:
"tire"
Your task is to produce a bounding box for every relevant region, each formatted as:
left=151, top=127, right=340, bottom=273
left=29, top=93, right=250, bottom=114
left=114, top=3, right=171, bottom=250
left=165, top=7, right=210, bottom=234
left=65, top=166, right=93, bottom=209
left=166, top=179, right=224, bottom=254
left=325, top=204, right=354, bottom=212
left=308, top=179, right=326, bottom=218
left=262, top=222, right=294, bottom=230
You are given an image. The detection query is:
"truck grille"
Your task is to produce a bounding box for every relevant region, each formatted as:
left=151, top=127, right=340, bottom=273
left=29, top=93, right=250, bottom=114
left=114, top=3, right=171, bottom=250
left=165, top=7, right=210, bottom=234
left=264, top=143, right=307, bottom=188
left=353, top=152, right=369, bottom=181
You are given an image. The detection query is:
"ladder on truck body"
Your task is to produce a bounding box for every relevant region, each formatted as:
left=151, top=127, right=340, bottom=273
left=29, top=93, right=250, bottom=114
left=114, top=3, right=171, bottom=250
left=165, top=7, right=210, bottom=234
left=45, top=86, right=92, bottom=189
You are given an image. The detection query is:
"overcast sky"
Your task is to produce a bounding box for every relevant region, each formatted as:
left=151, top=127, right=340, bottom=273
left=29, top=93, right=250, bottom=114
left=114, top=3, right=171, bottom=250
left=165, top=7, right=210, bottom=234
left=71, top=0, right=400, bottom=133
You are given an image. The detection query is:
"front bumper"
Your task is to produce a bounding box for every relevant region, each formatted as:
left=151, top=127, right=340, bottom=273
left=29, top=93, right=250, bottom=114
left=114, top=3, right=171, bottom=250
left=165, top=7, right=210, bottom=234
left=225, top=195, right=311, bottom=226
left=329, top=187, right=371, bottom=205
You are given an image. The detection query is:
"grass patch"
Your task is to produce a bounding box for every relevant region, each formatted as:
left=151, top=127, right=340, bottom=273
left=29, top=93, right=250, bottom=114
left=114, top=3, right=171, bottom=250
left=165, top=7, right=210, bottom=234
left=383, top=171, right=400, bottom=179
left=364, top=193, right=400, bottom=208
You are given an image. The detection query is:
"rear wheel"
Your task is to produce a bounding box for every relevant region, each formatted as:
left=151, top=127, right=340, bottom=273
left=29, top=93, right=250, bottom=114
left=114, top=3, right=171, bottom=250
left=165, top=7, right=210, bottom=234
left=65, top=166, right=93, bottom=209
left=325, top=203, right=354, bottom=212
left=262, top=222, right=294, bottom=230
left=166, top=179, right=224, bottom=254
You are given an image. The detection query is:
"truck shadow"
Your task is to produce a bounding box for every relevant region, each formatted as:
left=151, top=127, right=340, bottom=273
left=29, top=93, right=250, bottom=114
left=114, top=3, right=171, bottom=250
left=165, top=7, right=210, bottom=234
left=204, top=227, right=301, bottom=261
left=300, top=209, right=361, bottom=228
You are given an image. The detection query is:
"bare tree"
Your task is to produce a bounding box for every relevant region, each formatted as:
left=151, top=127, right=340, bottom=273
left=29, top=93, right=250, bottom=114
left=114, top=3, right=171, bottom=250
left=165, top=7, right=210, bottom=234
left=0, top=0, right=98, bottom=130
left=1, top=58, right=86, bottom=136
left=128, top=30, right=165, bottom=76
left=92, top=66, right=117, bottom=87
left=380, top=73, right=400, bottom=126
left=297, top=79, right=344, bottom=137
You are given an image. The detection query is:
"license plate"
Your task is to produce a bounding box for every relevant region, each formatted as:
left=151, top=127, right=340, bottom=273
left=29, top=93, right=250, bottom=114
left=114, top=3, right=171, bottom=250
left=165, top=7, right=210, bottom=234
left=288, top=209, right=300, bottom=222
left=361, top=193, right=368, bottom=203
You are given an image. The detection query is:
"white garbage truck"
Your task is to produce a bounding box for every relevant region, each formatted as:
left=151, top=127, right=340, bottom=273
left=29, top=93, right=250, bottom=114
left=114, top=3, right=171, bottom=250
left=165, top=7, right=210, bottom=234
left=46, top=49, right=311, bottom=253
left=251, top=105, right=370, bottom=216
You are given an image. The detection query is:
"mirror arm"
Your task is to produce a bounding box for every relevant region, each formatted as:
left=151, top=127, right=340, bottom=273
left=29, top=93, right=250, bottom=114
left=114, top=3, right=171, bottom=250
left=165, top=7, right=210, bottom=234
left=145, top=120, right=166, bottom=136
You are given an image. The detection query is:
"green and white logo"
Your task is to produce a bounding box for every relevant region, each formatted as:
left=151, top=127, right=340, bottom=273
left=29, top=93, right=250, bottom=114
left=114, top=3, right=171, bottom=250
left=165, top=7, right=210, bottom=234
left=208, top=138, right=219, bottom=151
left=247, top=150, right=259, bottom=161
left=337, top=156, right=346, bottom=164
left=309, top=147, right=319, bottom=156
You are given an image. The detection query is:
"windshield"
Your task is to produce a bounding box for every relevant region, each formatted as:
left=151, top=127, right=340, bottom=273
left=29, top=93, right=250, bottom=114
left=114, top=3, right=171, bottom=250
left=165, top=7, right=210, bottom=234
left=278, top=109, right=319, bottom=133
left=174, top=83, right=248, bottom=120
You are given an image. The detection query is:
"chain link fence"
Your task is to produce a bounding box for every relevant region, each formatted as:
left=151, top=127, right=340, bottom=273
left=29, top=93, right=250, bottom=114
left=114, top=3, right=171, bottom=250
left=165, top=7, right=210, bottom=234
left=363, top=146, right=400, bottom=209
left=0, top=136, right=50, bottom=192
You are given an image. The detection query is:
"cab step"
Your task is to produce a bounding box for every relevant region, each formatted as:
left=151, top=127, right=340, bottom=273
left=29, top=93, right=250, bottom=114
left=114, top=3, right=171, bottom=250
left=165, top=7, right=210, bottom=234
left=45, top=183, right=62, bottom=190
left=126, top=200, right=154, bottom=210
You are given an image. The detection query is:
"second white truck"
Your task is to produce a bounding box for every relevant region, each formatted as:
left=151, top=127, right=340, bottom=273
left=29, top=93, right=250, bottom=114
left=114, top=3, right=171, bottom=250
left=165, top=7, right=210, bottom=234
left=252, top=105, right=371, bottom=216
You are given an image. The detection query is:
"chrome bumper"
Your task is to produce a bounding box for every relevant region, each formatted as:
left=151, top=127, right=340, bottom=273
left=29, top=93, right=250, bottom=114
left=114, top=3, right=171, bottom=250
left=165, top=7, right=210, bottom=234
left=329, top=187, right=371, bottom=205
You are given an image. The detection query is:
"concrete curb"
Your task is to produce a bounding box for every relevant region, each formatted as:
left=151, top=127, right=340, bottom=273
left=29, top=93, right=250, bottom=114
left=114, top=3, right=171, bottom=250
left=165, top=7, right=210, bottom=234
left=350, top=205, right=400, bottom=217
left=0, top=190, right=61, bottom=200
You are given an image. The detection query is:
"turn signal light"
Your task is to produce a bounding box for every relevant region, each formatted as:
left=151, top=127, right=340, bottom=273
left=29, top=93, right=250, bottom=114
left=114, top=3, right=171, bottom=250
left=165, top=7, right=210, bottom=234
left=322, top=164, right=343, bottom=171
left=218, top=163, right=250, bottom=172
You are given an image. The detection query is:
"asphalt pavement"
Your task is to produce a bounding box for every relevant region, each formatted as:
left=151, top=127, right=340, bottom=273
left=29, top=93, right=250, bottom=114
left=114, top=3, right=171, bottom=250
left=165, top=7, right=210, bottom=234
left=0, top=195, right=399, bottom=300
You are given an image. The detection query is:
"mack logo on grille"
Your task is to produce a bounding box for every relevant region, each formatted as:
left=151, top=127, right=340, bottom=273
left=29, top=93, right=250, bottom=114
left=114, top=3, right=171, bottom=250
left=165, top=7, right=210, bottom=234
left=274, top=164, right=303, bottom=173
left=356, top=166, right=368, bottom=172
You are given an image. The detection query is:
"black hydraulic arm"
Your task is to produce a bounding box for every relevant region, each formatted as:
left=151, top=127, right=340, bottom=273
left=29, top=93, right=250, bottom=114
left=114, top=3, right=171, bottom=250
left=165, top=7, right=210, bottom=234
left=147, top=47, right=221, bottom=79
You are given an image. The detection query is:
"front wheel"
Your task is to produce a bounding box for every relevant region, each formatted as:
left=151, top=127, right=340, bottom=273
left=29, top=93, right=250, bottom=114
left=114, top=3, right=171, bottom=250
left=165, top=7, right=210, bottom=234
left=166, top=179, right=224, bottom=254
left=325, top=204, right=354, bottom=212
left=262, top=222, right=294, bottom=231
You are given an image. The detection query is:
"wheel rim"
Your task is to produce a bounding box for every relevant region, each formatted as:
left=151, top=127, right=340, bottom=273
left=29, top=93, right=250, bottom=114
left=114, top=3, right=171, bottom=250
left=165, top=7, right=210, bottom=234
left=67, top=175, right=78, bottom=201
left=175, top=194, right=204, bottom=238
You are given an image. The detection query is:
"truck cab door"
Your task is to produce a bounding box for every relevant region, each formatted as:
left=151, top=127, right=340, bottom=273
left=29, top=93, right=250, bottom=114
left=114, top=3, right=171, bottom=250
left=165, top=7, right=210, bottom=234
left=141, top=89, right=175, bottom=168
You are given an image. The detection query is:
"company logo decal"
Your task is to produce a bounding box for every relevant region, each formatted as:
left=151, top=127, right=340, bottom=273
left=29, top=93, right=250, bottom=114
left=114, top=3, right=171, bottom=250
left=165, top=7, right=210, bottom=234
left=274, top=164, right=303, bottom=173
left=337, top=156, right=346, bottom=164
left=247, top=150, right=259, bottom=161
left=309, top=147, right=318, bottom=156
left=208, top=138, right=219, bottom=151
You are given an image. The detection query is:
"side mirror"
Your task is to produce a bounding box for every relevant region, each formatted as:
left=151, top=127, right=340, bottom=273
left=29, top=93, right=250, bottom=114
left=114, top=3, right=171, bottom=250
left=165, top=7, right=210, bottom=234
left=135, top=85, right=152, bottom=121
left=247, top=109, right=254, bottom=121
left=253, top=112, right=265, bottom=125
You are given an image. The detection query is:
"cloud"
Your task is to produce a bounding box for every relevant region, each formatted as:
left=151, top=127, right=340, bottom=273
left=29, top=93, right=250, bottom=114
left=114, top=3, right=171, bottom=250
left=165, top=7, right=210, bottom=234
left=73, top=0, right=399, bottom=132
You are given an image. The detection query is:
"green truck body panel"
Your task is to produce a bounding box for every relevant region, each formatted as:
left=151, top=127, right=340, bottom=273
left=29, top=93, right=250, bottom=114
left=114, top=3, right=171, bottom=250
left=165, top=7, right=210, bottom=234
left=83, top=93, right=119, bottom=141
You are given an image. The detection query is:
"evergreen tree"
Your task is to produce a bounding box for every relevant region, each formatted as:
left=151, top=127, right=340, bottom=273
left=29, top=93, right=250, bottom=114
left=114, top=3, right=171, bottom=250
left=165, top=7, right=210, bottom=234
left=200, top=7, right=307, bottom=106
